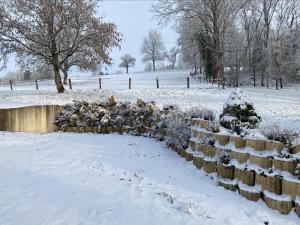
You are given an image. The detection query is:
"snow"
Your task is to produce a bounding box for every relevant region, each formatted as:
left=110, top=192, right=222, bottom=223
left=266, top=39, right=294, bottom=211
left=0, top=131, right=299, bottom=224
left=263, top=191, right=292, bottom=202
left=219, top=115, right=237, bottom=123
left=238, top=181, right=261, bottom=193
left=218, top=178, right=238, bottom=186
left=293, top=138, right=300, bottom=146
left=0, top=71, right=300, bottom=132
left=223, top=88, right=250, bottom=109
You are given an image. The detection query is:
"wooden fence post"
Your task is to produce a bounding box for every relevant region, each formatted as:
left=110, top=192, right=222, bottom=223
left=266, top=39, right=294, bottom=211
left=99, top=78, right=102, bottom=90
left=187, top=77, right=190, bottom=88
left=9, top=80, right=13, bottom=91
left=129, top=78, right=131, bottom=89
left=156, top=77, right=159, bottom=89
left=35, top=80, right=39, bottom=90
left=68, top=78, right=72, bottom=90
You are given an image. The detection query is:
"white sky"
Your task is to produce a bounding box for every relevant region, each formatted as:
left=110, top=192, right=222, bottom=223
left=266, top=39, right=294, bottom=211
left=1, top=0, right=177, bottom=76
left=101, top=0, right=177, bottom=73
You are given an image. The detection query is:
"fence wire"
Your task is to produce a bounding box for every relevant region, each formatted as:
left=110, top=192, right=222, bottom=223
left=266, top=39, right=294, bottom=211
left=0, top=76, right=221, bottom=91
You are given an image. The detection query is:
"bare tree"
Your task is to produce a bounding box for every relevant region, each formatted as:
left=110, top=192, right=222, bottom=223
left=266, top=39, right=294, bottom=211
left=165, top=47, right=180, bottom=70
left=154, top=0, right=248, bottom=80
left=119, top=54, right=136, bottom=74
left=224, top=26, right=247, bottom=87
left=240, top=1, right=264, bottom=87
left=177, top=17, right=201, bottom=74
left=0, top=0, right=121, bottom=93
left=60, top=21, right=120, bottom=84
left=141, top=30, right=165, bottom=71
left=260, top=0, right=279, bottom=87
left=270, top=0, right=300, bottom=89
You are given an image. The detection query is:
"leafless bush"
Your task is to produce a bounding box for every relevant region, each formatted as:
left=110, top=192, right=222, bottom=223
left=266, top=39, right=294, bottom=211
left=217, top=150, right=232, bottom=165
left=186, top=107, right=215, bottom=121
left=208, top=121, right=220, bottom=133
left=260, top=123, right=299, bottom=148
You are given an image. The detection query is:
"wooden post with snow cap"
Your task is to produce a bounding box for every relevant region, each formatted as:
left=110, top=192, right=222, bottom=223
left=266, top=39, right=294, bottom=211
left=68, top=78, right=72, bottom=90
left=35, top=80, right=39, bottom=90
left=9, top=80, right=13, bottom=91
left=99, top=78, right=102, bottom=90
left=187, top=77, right=190, bottom=88
left=129, top=78, right=131, bottom=89
left=156, top=77, right=159, bottom=89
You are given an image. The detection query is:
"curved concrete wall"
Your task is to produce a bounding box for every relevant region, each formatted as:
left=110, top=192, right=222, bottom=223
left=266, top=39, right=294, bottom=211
left=0, top=105, right=63, bottom=133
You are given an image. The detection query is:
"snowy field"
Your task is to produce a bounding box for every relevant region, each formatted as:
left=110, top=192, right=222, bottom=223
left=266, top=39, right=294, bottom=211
left=0, top=131, right=299, bottom=225
left=0, top=71, right=300, bottom=131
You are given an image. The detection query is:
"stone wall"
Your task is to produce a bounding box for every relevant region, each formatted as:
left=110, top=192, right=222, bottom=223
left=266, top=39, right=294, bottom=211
left=185, top=118, right=300, bottom=217
left=0, top=105, right=63, bottom=133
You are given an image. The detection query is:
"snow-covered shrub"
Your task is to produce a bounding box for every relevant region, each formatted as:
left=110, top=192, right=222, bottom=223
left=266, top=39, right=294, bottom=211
left=185, top=107, right=203, bottom=119
left=185, top=107, right=215, bottom=121
left=276, top=152, right=292, bottom=159
left=220, top=88, right=261, bottom=132
left=260, top=123, right=299, bottom=148
left=162, top=104, right=180, bottom=111
left=165, top=113, right=190, bottom=149
left=201, top=108, right=215, bottom=121
left=150, top=108, right=191, bottom=149
left=207, top=121, right=220, bottom=133
left=200, top=134, right=215, bottom=146
left=218, top=150, right=232, bottom=165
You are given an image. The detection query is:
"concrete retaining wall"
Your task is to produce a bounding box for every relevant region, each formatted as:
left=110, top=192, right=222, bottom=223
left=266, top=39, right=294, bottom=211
left=0, top=105, right=63, bottom=133
left=190, top=118, right=300, bottom=217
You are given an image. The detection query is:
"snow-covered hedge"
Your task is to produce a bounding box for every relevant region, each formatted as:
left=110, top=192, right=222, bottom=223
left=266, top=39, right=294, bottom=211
left=55, top=97, right=192, bottom=150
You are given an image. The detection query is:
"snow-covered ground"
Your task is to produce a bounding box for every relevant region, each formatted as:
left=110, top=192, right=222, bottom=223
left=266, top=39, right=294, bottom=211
left=0, top=71, right=299, bottom=131
left=0, top=132, right=299, bottom=225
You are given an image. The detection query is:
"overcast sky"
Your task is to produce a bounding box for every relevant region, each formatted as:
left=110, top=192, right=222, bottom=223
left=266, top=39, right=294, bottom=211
left=101, top=0, right=177, bottom=73
left=1, top=0, right=178, bottom=76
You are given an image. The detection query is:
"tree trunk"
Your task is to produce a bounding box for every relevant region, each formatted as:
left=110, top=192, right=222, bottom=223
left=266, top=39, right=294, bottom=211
left=62, top=60, right=69, bottom=84
left=53, top=60, right=65, bottom=93
left=261, top=67, right=265, bottom=87
left=253, top=66, right=256, bottom=87
left=152, top=60, right=156, bottom=72
left=234, top=66, right=239, bottom=87
left=194, top=54, right=198, bottom=74
left=229, top=66, right=233, bottom=86
left=63, top=71, right=68, bottom=85
left=172, top=63, right=175, bottom=70
left=126, top=65, right=129, bottom=74
left=279, top=76, right=283, bottom=89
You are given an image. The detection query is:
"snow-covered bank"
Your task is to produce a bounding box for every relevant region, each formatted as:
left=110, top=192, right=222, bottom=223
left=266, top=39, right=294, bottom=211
left=0, top=132, right=298, bottom=225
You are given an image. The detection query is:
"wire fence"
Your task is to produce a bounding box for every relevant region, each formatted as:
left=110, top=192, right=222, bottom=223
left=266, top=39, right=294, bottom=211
left=0, top=75, right=224, bottom=92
